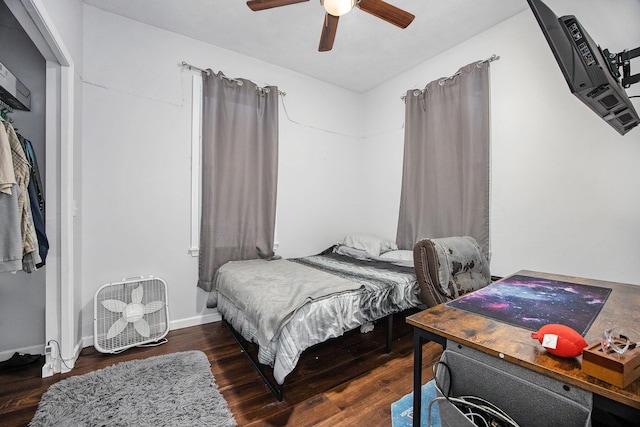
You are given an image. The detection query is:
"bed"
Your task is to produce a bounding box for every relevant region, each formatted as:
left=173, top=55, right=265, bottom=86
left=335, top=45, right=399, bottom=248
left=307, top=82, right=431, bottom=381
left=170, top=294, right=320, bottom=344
left=207, top=234, right=422, bottom=399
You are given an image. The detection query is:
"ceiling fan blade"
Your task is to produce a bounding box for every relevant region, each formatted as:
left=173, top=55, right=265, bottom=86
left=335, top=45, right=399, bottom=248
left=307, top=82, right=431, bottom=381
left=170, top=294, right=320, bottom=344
left=246, top=0, right=308, bottom=11
left=318, top=13, right=339, bottom=52
left=357, top=0, right=415, bottom=28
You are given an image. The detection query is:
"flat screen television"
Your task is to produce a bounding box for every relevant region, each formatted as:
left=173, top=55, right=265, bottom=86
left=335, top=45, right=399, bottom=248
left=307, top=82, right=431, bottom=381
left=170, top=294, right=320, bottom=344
left=527, top=0, right=639, bottom=135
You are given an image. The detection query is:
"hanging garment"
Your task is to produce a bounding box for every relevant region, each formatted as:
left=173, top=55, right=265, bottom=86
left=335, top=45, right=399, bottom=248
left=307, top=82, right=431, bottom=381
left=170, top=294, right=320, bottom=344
left=3, top=121, right=40, bottom=271
left=27, top=165, right=47, bottom=267
left=0, top=119, right=16, bottom=195
left=0, top=123, right=22, bottom=272
left=19, top=136, right=44, bottom=213
left=19, top=136, right=48, bottom=267
left=0, top=184, right=22, bottom=272
left=21, top=196, right=42, bottom=273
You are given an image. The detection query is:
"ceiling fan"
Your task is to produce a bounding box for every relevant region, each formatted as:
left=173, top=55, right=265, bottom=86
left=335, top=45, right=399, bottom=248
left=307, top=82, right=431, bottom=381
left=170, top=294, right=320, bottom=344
left=246, top=0, right=415, bottom=52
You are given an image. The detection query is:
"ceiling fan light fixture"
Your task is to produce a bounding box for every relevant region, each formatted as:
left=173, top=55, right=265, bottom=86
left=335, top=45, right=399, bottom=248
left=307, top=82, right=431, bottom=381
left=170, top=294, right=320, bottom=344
left=322, top=0, right=356, bottom=16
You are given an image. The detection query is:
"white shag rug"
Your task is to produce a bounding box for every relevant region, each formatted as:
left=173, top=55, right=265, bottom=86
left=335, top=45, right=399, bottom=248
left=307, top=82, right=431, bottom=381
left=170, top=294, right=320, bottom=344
left=30, top=350, right=236, bottom=427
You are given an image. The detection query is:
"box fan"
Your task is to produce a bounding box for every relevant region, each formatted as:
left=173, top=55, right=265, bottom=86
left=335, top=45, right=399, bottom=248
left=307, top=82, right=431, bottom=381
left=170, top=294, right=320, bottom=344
left=94, top=276, right=169, bottom=353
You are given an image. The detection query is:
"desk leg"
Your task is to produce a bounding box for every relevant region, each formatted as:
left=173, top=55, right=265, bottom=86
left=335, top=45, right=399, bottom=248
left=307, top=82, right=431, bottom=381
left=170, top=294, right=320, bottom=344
left=412, top=329, right=446, bottom=427
left=413, top=330, right=424, bottom=427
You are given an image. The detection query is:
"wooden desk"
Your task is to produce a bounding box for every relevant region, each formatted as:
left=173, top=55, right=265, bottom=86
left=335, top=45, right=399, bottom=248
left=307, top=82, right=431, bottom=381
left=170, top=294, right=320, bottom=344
left=406, top=270, right=640, bottom=426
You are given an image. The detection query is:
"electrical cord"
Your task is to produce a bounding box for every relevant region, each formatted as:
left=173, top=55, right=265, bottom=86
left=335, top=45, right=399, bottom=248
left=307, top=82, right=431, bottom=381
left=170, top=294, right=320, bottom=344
left=47, top=340, right=73, bottom=370
left=47, top=337, right=169, bottom=367
left=107, top=338, right=169, bottom=354
left=138, top=338, right=169, bottom=348
left=430, top=360, right=520, bottom=427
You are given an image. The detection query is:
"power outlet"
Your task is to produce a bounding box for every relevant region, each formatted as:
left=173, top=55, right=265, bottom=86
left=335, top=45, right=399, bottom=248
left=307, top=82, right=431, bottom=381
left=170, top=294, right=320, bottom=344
left=44, top=345, right=53, bottom=355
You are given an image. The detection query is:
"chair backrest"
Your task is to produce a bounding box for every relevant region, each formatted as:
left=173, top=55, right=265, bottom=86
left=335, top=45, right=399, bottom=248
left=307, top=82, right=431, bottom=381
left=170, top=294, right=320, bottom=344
left=413, top=236, right=490, bottom=307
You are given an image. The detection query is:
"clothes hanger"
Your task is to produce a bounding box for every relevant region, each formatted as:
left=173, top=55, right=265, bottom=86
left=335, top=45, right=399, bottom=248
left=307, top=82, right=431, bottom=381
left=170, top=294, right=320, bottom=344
left=1, top=109, right=14, bottom=123
left=0, top=98, right=15, bottom=123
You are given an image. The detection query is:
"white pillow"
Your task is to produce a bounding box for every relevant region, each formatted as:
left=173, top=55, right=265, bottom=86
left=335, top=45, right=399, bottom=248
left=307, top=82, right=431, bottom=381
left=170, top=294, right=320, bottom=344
left=379, top=250, right=414, bottom=261
left=337, top=233, right=398, bottom=257
left=379, top=250, right=414, bottom=267
left=334, top=245, right=371, bottom=260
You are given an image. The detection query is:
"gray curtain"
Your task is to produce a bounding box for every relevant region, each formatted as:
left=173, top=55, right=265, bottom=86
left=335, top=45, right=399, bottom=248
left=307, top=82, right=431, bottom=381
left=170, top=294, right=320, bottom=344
left=396, top=60, right=490, bottom=258
left=197, top=71, right=279, bottom=292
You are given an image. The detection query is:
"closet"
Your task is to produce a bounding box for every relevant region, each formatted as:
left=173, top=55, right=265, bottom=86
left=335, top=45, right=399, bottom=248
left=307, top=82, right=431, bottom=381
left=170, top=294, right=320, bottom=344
left=0, top=0, right=48, bottom=365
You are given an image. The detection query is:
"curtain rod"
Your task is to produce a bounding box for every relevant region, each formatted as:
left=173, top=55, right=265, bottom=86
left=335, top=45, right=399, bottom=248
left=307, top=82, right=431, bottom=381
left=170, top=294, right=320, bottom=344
left=400, top=54, right=500, bottom=100
left=181, top=61, right=211, bottom=75
left=181, top=61, right=286, bottom=96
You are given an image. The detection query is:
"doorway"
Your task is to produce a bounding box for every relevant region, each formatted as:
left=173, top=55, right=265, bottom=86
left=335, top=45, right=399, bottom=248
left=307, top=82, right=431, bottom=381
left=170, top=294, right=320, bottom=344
left=1, top=0, right=78, bottom=377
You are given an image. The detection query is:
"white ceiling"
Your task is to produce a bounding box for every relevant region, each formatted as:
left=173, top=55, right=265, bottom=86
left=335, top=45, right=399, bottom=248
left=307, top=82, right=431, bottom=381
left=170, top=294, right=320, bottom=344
left=82, top=0, right=528, bottom=93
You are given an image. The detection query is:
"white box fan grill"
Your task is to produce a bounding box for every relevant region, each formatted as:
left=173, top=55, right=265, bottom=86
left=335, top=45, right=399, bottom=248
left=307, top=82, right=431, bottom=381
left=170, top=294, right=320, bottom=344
left=94, top=276, right=169, bottom=353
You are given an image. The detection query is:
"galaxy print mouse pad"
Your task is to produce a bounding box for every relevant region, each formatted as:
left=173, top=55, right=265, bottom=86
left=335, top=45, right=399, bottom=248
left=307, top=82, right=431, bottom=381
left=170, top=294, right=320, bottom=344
left=446, top=274, right=611, bottom=336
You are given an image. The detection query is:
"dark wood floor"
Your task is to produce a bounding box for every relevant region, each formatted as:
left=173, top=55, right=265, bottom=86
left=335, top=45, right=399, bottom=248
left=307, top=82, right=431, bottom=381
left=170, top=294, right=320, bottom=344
left=0, top=310, right=443, bottom=426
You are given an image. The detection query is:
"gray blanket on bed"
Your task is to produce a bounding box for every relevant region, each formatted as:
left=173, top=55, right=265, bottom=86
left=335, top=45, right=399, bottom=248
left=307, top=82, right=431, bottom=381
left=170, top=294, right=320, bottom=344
left=215, top=258, right=362, bottom=347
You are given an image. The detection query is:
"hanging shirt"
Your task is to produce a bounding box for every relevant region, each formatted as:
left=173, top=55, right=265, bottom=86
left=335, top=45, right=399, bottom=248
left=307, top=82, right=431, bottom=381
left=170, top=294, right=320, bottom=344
left=4, top=121, right=39, bottom=261
left=20, top=136, right=45, bottom=214
left=0, top=122, right=23, bottom=272
left=19, top=136, right=48, bottom=267
left=0, top=183, right=22, bottom=272
left=0, top=121, right=16, bottom=195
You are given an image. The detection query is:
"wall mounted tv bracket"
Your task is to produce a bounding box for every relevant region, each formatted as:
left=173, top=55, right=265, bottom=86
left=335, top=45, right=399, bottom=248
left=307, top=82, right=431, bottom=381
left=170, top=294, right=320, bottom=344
left=603, top=46, right=640, bottom=89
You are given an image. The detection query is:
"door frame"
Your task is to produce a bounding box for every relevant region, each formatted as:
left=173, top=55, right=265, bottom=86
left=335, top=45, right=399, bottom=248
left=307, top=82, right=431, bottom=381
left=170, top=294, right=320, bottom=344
left=4, top=0, right=78, bottom=376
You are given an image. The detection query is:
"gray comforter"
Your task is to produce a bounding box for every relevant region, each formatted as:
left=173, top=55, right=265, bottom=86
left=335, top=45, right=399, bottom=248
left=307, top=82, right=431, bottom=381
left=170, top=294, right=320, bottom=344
left=215, top=258, right=361, bottom=348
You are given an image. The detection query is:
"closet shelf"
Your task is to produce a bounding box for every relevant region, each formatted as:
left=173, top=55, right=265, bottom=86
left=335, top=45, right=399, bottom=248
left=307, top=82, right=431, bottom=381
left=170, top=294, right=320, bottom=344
left=0, top=61, right=31, bottom=111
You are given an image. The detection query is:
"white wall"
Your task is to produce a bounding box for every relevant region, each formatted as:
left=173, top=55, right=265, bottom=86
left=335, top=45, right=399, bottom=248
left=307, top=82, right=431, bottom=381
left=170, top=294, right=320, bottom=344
left=362, top=0, right=640, bottom=284
left=40, top=0, right=83, bottom=68
left=80, top=6, right=364, bottom=341
left=79, top=0, right=639, bottom=346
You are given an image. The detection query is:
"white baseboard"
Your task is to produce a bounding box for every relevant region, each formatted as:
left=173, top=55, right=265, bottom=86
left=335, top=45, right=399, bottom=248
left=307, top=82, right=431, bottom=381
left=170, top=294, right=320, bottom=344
left=169, top=312, right=222, bottom=331
left=41, top=361, right=54, bottom=377
left=62, top=338, right=83, bottom=373
left=0, top=339, right=81, bottom=378
left=2, top=314, right=220, bottom=376
left=80, top=311, right=222, bottom=350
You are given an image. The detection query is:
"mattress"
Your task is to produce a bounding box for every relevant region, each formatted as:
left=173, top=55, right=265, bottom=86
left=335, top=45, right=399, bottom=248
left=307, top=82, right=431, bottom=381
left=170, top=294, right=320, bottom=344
left=215, top=251, right=421, bottom=384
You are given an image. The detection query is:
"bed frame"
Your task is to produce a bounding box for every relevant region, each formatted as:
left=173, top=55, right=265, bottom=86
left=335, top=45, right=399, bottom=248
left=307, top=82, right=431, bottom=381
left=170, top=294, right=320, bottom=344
left=224, top=313, right=396, bottom=401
